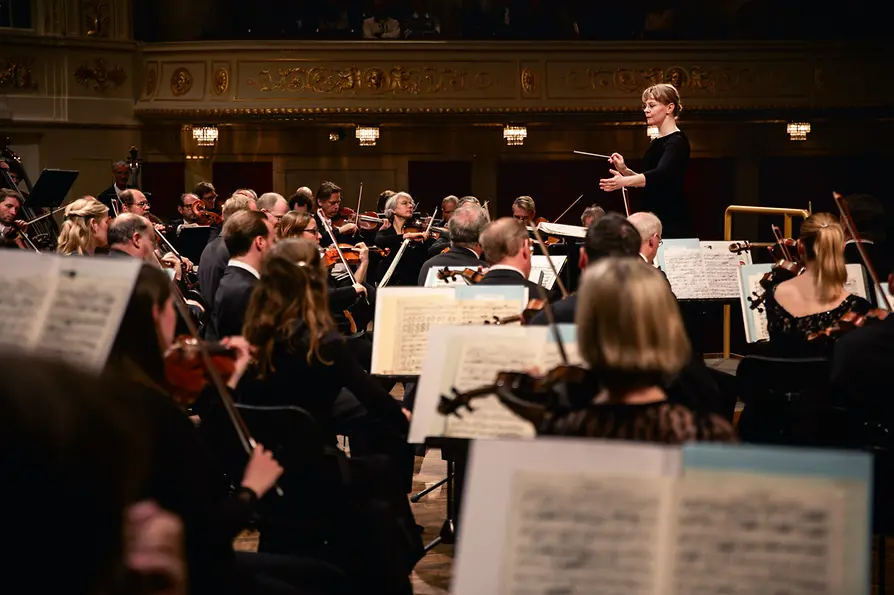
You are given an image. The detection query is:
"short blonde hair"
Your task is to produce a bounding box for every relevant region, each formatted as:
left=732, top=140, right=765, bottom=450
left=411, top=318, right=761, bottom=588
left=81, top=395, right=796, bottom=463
left=512, top=196, right=536, bottom=214
left=576, top=257, right=690, bottom=391
left=642, top=83, right=682, bottom=119
left=628, top=212, right=663, bottom=241
left=56, top=196, right=109, bottom=255
left=221, top=194, right=256, bottom=221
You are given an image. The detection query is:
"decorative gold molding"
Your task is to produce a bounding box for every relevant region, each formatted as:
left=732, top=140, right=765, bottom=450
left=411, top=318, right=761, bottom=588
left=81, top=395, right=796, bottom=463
left=0, top=57, right=38, bottom=90
left=171, top=67, right=193, bottom=96
left=521, top=67, right=538, bottom=94
left=145, top=66, right=157, bottom=96
left=246, top=65, right=493, bottom=95
left=74, top=58, right=127, bottom=93
left=82, top=0, right=110, bottom=37
left=564, top=66, right=750, bottom=94
left=213, top=68, right=229, bottom=95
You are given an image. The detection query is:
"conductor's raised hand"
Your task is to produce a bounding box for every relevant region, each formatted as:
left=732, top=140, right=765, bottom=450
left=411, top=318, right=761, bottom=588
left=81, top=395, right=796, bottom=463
left=599, top=170, right=625, bottom=192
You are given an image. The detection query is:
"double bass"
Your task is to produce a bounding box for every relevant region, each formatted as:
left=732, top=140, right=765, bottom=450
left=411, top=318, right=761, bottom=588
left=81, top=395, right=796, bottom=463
left=1, top=138, right=58, bottom=250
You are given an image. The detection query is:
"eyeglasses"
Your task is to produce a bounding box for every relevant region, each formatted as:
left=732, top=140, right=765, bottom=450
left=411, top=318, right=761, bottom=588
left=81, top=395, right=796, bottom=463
left=303, top=227, right=321, bottom=235
left=135, top=201, right=150, bottom=208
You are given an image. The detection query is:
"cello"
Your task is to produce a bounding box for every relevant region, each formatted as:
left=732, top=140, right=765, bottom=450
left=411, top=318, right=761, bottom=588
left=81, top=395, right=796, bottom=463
left=1, top=138, right=58, bottom=250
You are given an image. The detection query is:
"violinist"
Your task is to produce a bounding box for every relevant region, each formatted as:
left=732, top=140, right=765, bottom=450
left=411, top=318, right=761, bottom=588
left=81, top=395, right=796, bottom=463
left=425, top=194, right=460, bottom=257
left=0, top=188, right=27, bottom=249
left=207, top=210, right=275, bottom=341
left=288, top=187, right=314, bottom=212
left=765, top=213, right=871, bottom=356
left=315, top=181, right=358, bottom=247
left=627, top=211, right=663, bottom=265
left=257, top=192, right=290, bottom=225
left=476, top=217, right=542, bottom=295
left=197, top=194, right=257, bottom=305
left=96, top=160, right=135, bottom=211
left=56, top=196, right=110, bottom=256
left=416, top=204, right=489, bottom=286
left=119, top=189, right=166, bottom=233
left=441, top=195, right=458, bottom=222
left=580, top=204, right=606, bottom=228
left=374, top=192, right=433, bottom=286
left=540, top=257, right=736, bottom=443
left=511, top=196, right=540, bottom=227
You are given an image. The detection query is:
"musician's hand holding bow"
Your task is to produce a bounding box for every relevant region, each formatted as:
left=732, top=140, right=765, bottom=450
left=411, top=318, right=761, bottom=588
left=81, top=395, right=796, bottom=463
left=403, top=231, right=429, bottom=242
left=220, top=335, right=253, bottom=390
left=241, top=443, right=284, bottom=499
left=353, top=283, right=368, bottom=298
left=338, top=222, right=359, bottom=235
left=354, top=242, right=370, bottom=264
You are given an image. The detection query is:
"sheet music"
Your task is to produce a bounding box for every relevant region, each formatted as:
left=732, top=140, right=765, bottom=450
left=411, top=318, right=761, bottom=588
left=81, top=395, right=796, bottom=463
left=700, top=241, right=750, bottom=298
left=501, top=472, right=668, bottom=595
left=0, top=252, right=55, bottom=350
left=389, top=298, right=460, bottom=375
left=458, top=299, right=523, bottom=325
left=443, top=339, right=539, bottom=439
left=844, top=263, right=868, bottom=299
left=539, top=340, right=583, bottom=371
left=529, top=255, right=567, bottom=291
left=661, top=248, right=707, bottom=299
left=36, top=257, right=140, bottom=373
left=739, top=269, right=770, bottom=343
left=537, top=222, right=586, bottom=239
left=672, top=474, right=847, bottom=595
left=661, top=241, right=750, bottom=300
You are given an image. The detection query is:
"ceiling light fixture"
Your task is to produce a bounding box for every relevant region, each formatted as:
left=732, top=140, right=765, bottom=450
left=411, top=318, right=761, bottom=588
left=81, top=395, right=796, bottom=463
left=192, top=125, right=219, bottom=146
left=503, top=125, right=527, bottom=146
left=355, top=126, right=379, bottom=147
left=786, top=122, right=811, bottom=141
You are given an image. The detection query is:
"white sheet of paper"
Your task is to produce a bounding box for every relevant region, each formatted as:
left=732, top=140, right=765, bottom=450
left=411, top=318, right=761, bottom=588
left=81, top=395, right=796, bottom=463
left=529, top=255, right=567, bottom=291
left=0, top=251, right=56, bottom=350
left=661, top=240, right=751, bottom=300
left=537, top=222, right=587, bottom=239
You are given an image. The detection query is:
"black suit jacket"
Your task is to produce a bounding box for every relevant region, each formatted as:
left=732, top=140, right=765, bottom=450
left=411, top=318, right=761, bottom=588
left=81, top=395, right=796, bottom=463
left=477, top=267, right=543, bottom=297
left=208, top=266, right=257, bottom=341
left=96, top=184, right=134, bottom=211
left=416, top=247, right=487, bottom=286
left=831, top=315, right=894, bottom=401
left=198, top=236, right=230, bottom=304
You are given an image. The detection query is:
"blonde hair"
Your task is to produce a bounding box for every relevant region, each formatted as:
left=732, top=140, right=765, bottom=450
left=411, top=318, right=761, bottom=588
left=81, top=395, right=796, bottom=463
left=56, top=197, right=109, bottom=255
left=243, top=239, right=335, bottom=375
left=576, top=257, right=690, bottom=393
left=512, top=196, right=536, bottom=214
left=278, top=211, right=314, bottom=239
left=221, top=194, right=255, bottom=221
left=642, top=83, right=682, bottom=119
left=799, top=213, right=847, bottom=302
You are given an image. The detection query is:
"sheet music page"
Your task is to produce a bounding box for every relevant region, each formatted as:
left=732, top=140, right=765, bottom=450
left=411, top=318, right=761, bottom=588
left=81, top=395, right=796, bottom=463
left=539, top=339, right=584, bottom=370
left=537, top=222, right=587, bottom=239
left=844, top=263, right=868, bottom=299
left=0, top=251, right=56, bottom=350
left=661, top=248, right=706, bottom=299
left=529, top=255, right=567, bottom=291
left=700, top=241, right=751, bottom=299
left=458, top=299, right=522, bottom=325
left=35, top=256, right=141, bottom=373
left=386, top=298, right=460, bottom=375
left=443, top=339, right=540, bottom=439
left=671, top=473, right=847, bottom=595
left=501, top=472, right=670, bottom=595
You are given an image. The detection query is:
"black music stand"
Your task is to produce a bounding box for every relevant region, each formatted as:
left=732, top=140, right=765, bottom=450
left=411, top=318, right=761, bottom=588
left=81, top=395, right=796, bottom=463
left=174, top=225, right=214, bottom=264
left=26, top=169, right=79, bottom=209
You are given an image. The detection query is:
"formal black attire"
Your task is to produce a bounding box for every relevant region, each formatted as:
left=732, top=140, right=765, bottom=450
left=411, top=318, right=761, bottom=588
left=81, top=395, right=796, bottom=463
left=639, top=130, right=691, bottom=239
left=198, top=235, right=230, bottom=304
left=208, top=264, right=257, bottom=341
left=416, top=246, right=487, bottom=286
left=315, top=213, right=360, bottom=248
left=476, top=265, right=542, bottom=295
left=96, top=183, right=134, bottom=211
left=765, top=286, right=872, bottom=357
left=831, top=316, right=894, bottom=402
left=375, top=226, right=432, bottom=287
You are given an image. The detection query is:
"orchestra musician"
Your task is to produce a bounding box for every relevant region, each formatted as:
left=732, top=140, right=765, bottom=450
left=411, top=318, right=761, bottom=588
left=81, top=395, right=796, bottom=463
left=0, top=188, right=27, bottom=248
left=172, top=193, right=203, bottom=230
left=56, top=196, right=110, bottom=256
left=417, top=204, right=489, bottom=285
left=257, top=192, right=290, bottom=225
left=288, top=187, right=315, bottom=212
left=539, top=257, right=736, bottom=443
left=627, top=211, right=663, bottom=265
left=96, top=161, right=135, bottom=211
left=375, top=192, right=433, bottom=286
left=441, top=195, right=458, bottom=222
left=193, top=181, right=220, bottom=212
left=764, top=213, right=871, bottom=356
left=207, top=210, right=275, bottom=341
left=315, top=181, right=359, bottom=246
left=580, top=204, right=606, bottom=228
left=425, top=194, right=462, bottom=257
left=106, top=214, right=158, bottom=261
left=476, top=217, right=542, bottom=295
left=600, top=83, right=692, bottom=238
left=510, top=196, right=540, bottom=227
left=118, top=189, right=166, bottom=231
left=197, top=194, right=258, bottom=304
left=841, top=193, right=889, bottom=280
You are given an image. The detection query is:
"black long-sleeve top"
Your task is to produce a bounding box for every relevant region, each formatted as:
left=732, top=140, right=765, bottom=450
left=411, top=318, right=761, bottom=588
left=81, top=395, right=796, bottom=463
left=639, top=130, right=691, bottom=238
left=238, top=325, right=408, bottom=441
left=374, top=226, right=433, bottom=286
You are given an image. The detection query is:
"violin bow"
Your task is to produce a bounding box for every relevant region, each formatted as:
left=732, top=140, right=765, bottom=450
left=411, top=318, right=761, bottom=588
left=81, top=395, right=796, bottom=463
left=0, top=165, right=40, bottom=252
left=24, top=204, right=67, bottom=226
left=833, top=191, right=891, bottom=310
left=553, top=194, right=584, bottom=225
left=353, top=182, right=363, bottom=232
left=535, top=282, right=568, bottom=365
left=529, top=225, right=569, bottom=299
left=317, top=209, right=368, bottom=305
left=621, top=188, right=630, bottom=217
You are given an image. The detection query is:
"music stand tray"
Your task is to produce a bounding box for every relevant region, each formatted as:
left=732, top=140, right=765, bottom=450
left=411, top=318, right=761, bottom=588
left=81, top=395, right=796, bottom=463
left=27, top=169, right=79, bottom=209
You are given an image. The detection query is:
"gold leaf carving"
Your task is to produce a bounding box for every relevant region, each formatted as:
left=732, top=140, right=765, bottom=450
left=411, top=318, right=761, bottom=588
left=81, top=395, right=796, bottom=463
left=0, top=57, right=38, bottom=90
left=145, top=67, right=157, bottom=96
left=521, top=67, right=538, bottom=94
left=82, top=0, right=109, bottom=37
left=246, top=65, right=492, bottom=95
left=213, top=68, right=230, bottom=95
left=171, top=68, right=193, bottom=96
left=74, top=58, right=126, bottom=93
left=565, top=66, right=750, bottom=94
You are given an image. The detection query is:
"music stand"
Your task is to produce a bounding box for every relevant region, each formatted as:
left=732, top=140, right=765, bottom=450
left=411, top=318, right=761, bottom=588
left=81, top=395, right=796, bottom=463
left=174, top=225, right=214, bottom=264
left=26, top=169, right=79, bottom=210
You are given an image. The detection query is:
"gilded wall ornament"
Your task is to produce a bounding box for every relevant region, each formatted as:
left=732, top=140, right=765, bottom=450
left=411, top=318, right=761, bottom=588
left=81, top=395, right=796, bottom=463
left=74, top=58, right=126, bottom=93
left=213, top=68, right=229, bottom=95
left=145, top=67, right=157, bottom=96
left=565, top=66, right=749, bottom=94
left=82, top=0, right=109, bottom=37
left=0, top=57, right=38, bottom=90
left=171, top=68, right=193, bottom=96
left=247, top=65, right=493, bottom=95
left=521, top=67, right=538, bottom=94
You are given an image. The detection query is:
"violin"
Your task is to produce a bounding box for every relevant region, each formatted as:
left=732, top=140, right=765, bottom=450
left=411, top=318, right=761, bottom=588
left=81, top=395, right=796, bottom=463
left=322, top=243, right=389, bottom=269
left=484, top=298, right=547, bottom=325
left=163, top=336, right=237, bottom=406
left=436, top=266, right=485, bottom=285
left=191, top=201, right=223, bottom=225
left=747, top=226, right=806, bottom=313
left=807, top=308, right=890, bottom=341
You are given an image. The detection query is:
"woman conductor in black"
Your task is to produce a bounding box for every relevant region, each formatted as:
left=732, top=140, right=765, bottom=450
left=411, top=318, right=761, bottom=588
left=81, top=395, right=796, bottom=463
left=599, top=83, right=692, bottom=238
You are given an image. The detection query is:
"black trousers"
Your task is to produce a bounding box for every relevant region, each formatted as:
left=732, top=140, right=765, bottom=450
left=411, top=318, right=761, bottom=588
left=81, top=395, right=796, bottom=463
left=234, top=551, right=350, bottom=595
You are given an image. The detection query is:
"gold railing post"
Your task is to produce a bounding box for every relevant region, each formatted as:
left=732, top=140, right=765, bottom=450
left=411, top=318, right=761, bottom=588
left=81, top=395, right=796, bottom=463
left=722, top=205, right=810, bottom=359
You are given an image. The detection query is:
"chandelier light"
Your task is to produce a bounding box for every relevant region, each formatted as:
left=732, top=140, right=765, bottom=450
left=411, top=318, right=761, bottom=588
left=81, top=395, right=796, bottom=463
left=646, top=125, right=660, bottom=140
left=192, top=125, right=219, bottom=146
left=503, top=125, right=527, bottom=146
left=786, top=122, right=811, bottom=141
left=355, top=126, right=380, bottom=147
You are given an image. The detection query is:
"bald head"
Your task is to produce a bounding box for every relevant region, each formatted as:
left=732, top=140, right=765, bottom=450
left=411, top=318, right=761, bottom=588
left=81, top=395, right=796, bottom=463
left=257, top=192, right=289, bottom=224
left=628, top=211, right=663, bottom=264
left=480, top=217, right=531, bottom=272
left=107, top=213, right=154, bottom=259
left=448, top=205, right=488, bottom=251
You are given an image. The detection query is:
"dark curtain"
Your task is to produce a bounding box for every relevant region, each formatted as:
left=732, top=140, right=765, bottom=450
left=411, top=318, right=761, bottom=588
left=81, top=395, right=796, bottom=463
left=141, top=162, right=186, bottom=221
left=407, top=161, right=473, bottom=215
left=211, top=162, right=274, bottom=205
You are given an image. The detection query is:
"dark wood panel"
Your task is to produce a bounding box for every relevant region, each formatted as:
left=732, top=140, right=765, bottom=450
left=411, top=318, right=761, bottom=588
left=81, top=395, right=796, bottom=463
left=141, top=161, right=186, bottom=221
left=408, top=161, right=473, bottom=214
left=211, top=162, right=274, bottom=206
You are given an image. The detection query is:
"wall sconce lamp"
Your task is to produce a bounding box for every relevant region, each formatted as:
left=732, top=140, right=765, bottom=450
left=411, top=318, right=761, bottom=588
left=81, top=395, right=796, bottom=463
left=786, top=122, right=811, bottom=141
left=503, top=125, right=528, bottom=146
left=355, top=126, right=380, bottom=147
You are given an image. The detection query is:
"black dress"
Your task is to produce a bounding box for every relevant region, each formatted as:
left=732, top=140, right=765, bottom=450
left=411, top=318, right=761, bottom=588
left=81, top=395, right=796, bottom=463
left=639, top=130, right=691, bottom=239
left=374, top=225, right=432, bottom=286
left=765, top=286, right=872, bottom=357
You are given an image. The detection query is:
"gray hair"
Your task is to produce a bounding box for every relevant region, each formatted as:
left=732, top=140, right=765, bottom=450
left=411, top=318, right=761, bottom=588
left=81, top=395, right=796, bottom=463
left=107, top=213, right=151, bottom=246
left=448, top=205, right=488, bottom=247
left=627, top=212, right=663, bottom=242
left=257, top=192, right=286, bottom=211
left=384, top=192, right=414, bottom=218
left=442, top=195, right=458, bottom=207
left=111, top=161, right=128, bottom=170
left=581, top=204, right=606, bottom=226
left=457, top=196, right=480, bottom=208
